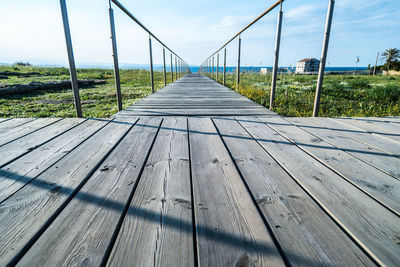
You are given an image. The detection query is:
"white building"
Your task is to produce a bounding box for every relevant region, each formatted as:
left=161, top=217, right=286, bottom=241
left=296, top=58, right=320, bottom=73
left=260, top=68, right=271, bottom=74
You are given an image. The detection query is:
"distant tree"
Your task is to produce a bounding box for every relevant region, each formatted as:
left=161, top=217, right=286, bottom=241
left=15, top=62, right=31, bottom=66
left=381, top=48, right=400, bottom=71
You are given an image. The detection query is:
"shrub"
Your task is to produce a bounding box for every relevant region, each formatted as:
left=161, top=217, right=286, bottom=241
left=368, top=84, right=400, bottom=102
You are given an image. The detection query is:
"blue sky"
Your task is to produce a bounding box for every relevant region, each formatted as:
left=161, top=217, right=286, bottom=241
left=0, top=0, right=399, bottom=67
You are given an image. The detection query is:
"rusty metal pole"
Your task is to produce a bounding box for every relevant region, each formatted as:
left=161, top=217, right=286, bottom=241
left=163, top=47, right=167, bottom=86
left=313, top=0, right=335, bottom=117
left=216, top=53, right=219, bottom=82
left=148, top=36, right=154, bottom=93
left=223, top=47, right=227, bottom=86
left=236, top=36, right=241, bottom=90
left=270, top=2, right=283, bottom=110
left=60, top=0, right=82, bottom=117
left=108, top=2, right=123, bottom=111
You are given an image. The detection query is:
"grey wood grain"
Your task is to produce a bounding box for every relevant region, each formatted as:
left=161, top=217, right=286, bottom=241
left=17, top=118, right=162, bottom=266
left=213, top=117, right=374, bottom=266
left=286, top=118, right=400, bottom=179
left=334, top=117, right=400, bottom=144
left=312, top=118, right=400, bottom=157
left=107, top=117, right=194, bottom=267
left=188, top=117, right=285, bottom=267
left=238, top=117, right=400, bottom=266
left=0, top=118, right=59, bottom=146
left=0, top=118, right=84, bottom=167
left=0, top=118, right=135, bottom=266
left=0, top=118, right=34, bottom=131
left=0, top=118, right=108, bottom=203
left=117, top=108, right=273, bottom=116
left=0, top=118, right=11, bottom=123
left=260, top=116, right=400, bottom=215
left=114, top=74, right=276, bottom=117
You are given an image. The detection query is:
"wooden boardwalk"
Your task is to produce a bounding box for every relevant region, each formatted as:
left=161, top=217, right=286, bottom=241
left=114, top=74, right=275, bottom=117
left=0, top=75, right=399, bottom=266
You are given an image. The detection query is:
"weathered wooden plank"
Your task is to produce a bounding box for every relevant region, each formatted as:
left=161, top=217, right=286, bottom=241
left=0, top=118, right=11, bottom=123
left=349, top=117, right=400, bottom=124
left=238, top=117, right=400, bottom=266
left=17, top=118, right=162, bottom=266
left=107, top=117, right=194, bottom=267
left=0, top=118, right=35, bottom=132
left=131, top=105, right=262, bottom=109
left=117, top=108, right=274, bottom=117
left=312, top=118, right=400, bottom=157
left=0, top=118, right=136, bottom=266
left=287, top=118, right=400, bottom=179
left=0, top=118, right=109, bottom=203
left=334, top=117, right=400, bottom=144
left=0, top=118, right=84, bottom=167
left=0, top=118, right=59, bottom=146
left=115, top=74, right=275, bottom=117
left=188, top=117, right=285, bottom=267
left=213, top=117, right=374, bottom=266
left=260, top=116, right=400, bottom=215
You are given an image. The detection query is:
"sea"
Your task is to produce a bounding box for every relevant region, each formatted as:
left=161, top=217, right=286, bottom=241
left=0, top=62, right=367, bottom=73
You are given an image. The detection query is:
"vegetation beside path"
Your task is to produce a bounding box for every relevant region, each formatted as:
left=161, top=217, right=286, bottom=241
left=215, top=73, right=400, bottom=117
left=0, top=65, right=169, bottom=118
left=1, top=64, right=399, bottom=118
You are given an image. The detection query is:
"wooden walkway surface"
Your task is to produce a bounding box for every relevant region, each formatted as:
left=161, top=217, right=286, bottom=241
left=114, top=74, right=275, bottom=117
left=0, top=75, right=399, bottom=266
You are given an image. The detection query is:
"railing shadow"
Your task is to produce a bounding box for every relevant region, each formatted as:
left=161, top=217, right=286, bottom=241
left=0, top=168, right=325, bottom=266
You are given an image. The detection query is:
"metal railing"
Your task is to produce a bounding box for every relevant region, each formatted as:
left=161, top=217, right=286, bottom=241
left=199, top=0, right=335, bottom=117
left=60, top=0, right=191, bottom=118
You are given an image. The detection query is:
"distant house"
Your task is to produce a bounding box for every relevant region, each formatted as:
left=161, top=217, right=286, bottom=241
left=260, top=68, right=271, bottom=74
left=296, top=58, right=320, bottom=73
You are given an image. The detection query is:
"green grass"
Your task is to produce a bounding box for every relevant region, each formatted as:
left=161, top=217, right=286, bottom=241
left=2, top=65, right=399, bottom=118
left=0, top=65, right=174, bottom=118
left=209, top=72, right=400, bottom=117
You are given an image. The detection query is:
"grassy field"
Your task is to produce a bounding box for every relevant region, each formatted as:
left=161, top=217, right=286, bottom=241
left=1, top=65, right=399, bottom=118
left=210, top=72, right=400, bottom=117
left=0, top=65, right=172, bottom=118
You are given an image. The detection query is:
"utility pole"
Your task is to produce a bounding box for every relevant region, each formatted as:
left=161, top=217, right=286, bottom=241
left=373, top=52, right=379, bottom=76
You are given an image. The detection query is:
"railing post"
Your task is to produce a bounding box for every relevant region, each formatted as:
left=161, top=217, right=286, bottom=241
left=149, top=35, right=154, bottom=93
left=59, top=0, right=82, bottom=118
left=175, top=56, right=178, bottom=80
left=313, top=0, right=335, bottom=117
left=270, top=2, right=283, bottom=110
left=223, top=47, right=227, bottom=86
left=216, top=53, right=219, bottom=82
left=236, top=36, right=241, bottom=90
left=163, top=47, right=167, bottom=86
left=170, top=53, right=174, bottom=82
left=212, top=57, right=215, bottom=79
left=108, top=2, right=123, bottom=111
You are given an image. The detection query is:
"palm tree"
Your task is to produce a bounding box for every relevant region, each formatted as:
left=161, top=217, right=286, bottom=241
left=381, top=48, right=400, bottom=71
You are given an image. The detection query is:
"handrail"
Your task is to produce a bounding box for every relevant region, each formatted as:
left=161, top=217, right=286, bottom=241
left=199, top=0, right=336, bottom=117
left=110, top=0, right=185, bottom=63
left=60, top=0, right=190, bottom=118
left=205, top=0, right=283, bottom=61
